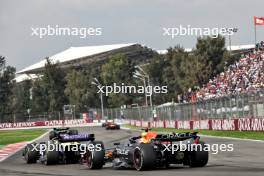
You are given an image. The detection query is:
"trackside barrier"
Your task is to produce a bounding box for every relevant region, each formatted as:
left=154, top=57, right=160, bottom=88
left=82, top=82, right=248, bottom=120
left=0, top=119, right=127, bottom=129
left=0, top=120, right=91, bottom=129
left=129, top=118, right=264, bottom=131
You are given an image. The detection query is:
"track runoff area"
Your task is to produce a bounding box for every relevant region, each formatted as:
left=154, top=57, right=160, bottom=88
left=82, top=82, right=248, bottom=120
left=0, top=126, right=263, bottom=176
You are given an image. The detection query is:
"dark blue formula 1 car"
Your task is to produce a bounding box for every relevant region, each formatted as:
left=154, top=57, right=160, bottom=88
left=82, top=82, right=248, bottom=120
left=23, top=127, right=100, bottom=165
left=83, top=129, right=209, bottom=171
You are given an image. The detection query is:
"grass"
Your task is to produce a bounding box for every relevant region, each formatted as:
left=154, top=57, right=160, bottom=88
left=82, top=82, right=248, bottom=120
left=0, top=129, right=47, bottom=145
left=123, top=124, right=264, bottom=141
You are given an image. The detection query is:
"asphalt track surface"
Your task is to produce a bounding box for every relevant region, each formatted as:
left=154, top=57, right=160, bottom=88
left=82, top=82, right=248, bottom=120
left=0, top=127, right=264, bottom=176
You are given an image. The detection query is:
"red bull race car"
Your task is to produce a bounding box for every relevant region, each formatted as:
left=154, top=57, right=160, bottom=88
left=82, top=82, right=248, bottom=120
left=83, top=128, right=208, bottom=171
left=104, top=122, right=120, bottom=130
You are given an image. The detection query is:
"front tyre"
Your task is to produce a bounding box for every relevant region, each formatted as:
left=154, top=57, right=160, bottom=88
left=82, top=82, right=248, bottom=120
left=44, top=150, right=59, bottom=165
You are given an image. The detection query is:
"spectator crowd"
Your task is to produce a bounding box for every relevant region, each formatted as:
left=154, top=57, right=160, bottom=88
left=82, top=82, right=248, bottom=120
left=179, top=41, right=264, bottom=103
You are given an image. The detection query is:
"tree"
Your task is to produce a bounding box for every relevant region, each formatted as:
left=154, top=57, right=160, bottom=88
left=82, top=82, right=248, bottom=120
left=194, top=36, right=226, bottom=76
left=30, top=78, right=49, bottom=114
left=64, top=62, right=103, bottom=113
left=147, top=55, right=168, bottom=104
left=10, top=80, right=32, bottom=121
left=0, top=56, right=16, bottom=122
left=65, top=69, right=92, bottom=112
left=0, top=56, right=5, bottom=69
left=101, top=54, right=135, bottom=107
left=176, top=54, right=211, bottom=92
left=41, top=58, right=67, bottom=114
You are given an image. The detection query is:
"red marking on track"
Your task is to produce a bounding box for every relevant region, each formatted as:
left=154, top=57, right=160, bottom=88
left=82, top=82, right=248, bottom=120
left=0, top=142, right=27, bottom=161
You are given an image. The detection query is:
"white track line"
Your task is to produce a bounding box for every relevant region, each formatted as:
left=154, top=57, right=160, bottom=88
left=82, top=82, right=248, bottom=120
left=0, top=129, right=51, bottom=162
left=199, top=134, right=264, bottom=143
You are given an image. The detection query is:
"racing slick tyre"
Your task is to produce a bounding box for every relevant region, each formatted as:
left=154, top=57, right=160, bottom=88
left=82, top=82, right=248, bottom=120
left=86, top=141, right=105, bottom=169
left=44, top=150, right=60, bottom=165
left=24, top=143, right=38, bottom=164
left=69, top=129, right=78, bottom=135
left=49, top=131, right=56, bottom=140
left=189, top=141, right=209, bottom=167
left=133, top=143, right=156, bottom=171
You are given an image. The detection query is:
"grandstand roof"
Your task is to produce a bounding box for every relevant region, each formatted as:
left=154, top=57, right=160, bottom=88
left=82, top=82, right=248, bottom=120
left=228, top=44, right=255, bottom=51
left=17, top=43, right=137, bottom=75
left=14, top=74, right=41, bottom=83
left=157, top=44, right=255, bottom=54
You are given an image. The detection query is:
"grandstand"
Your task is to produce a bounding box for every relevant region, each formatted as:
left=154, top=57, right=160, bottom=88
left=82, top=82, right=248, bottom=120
left=15, top=43, right=156, bottom=82
left=186, top=41, right=264, bottom=102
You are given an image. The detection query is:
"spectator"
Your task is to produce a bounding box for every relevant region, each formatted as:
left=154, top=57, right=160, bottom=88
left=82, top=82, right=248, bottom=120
left=190, top=43, right=264, bottom=102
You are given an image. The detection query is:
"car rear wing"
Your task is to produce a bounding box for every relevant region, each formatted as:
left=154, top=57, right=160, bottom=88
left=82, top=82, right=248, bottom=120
left=153, top=132, right=199, bottom=142
left=53, top=127, right=70, bottom=131
left=58, top=134, right=95, bottom=142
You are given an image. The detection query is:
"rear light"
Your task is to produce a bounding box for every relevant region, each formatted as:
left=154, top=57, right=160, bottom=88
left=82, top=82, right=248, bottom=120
left=161, top=141, right=171, bottom=145
left=193, top=137, right=200, bottom=144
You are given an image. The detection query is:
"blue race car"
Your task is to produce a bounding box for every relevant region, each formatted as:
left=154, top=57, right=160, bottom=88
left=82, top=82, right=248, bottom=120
left=23, top=128, right=98, bottom=165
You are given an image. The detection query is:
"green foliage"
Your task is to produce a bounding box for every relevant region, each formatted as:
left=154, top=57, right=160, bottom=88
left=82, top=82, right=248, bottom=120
left=101, top=54, right=135, bottom=107
left=30, top=78, right=49, bottom=113
left=10, top=80, right=32, bottom=119
left=65, top=69, right=95, bottom=112
left=65, top=70, right=87, bottom=112
left=0, top=56, right=16, bottom=122
left=147, top=55, right=168, bottom=104
left=195, top=36, right=226, bottom=76
left=40, top=58, right=67, bottom=113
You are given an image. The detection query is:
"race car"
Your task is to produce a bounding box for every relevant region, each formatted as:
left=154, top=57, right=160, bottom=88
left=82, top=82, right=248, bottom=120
left=48, top=127, right=78, bottom=140
left=83, top=128, right=208, bottom=171
left=23, top=128, right=96, bottom=165
left=105, top=122, right=120, bottom=130
left=102, top=122, right=111, bottom=127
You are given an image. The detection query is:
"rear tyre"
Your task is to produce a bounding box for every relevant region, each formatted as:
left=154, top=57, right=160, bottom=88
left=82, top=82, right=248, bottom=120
left=189, top=141, right=209, bottom=167
left=86, top=141, right=105, bottom=169
left=133, top=143, right=156, bottom=171
left=24, top=144, right=38, bottom=164
left=44, top=150, right=59, bottom=165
